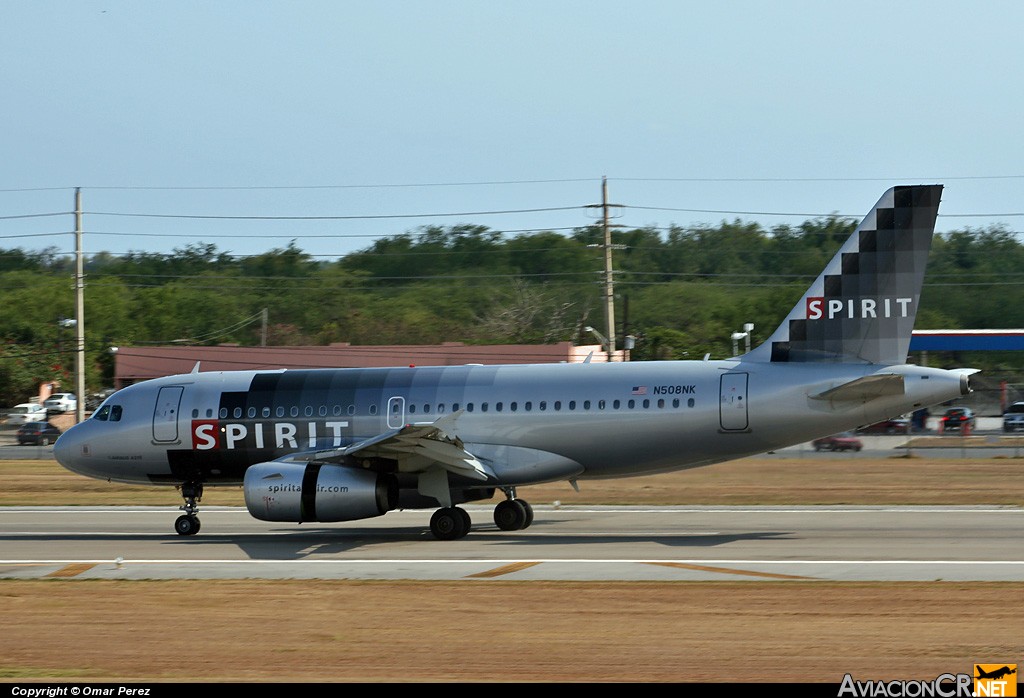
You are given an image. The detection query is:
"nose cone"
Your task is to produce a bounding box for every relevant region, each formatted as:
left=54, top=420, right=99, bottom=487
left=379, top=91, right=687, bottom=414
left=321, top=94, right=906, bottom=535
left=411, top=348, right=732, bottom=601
left=53, top=423, right=89, bottom=476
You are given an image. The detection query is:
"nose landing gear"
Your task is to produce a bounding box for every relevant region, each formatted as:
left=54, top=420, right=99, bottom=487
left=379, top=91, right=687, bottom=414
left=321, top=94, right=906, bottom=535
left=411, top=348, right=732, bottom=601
left=174, top=481, right=203, bottom=536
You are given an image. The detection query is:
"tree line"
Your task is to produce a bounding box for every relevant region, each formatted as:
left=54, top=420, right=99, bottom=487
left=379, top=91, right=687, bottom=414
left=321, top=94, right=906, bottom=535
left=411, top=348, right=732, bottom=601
left=1, top=217, right=1021, bottom=405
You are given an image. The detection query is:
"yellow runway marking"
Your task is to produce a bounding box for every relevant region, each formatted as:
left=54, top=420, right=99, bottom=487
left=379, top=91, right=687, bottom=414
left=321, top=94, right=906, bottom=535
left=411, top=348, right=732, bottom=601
left=466, top=561, right=541, bottom=578
left=45, top=563, right=97, bottom=578
left=646, top=561, right=815, bottom=580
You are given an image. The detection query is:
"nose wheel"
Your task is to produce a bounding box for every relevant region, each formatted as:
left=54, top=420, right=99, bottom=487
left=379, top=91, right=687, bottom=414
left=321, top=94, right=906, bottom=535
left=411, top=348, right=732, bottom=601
left=174, top=514, right=201, bottom=536
left=175, top=481, right=203, bottom=536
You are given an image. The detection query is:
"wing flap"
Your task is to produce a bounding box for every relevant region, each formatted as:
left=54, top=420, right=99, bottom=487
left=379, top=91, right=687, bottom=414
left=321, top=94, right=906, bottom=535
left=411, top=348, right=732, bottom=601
left=312, top=412, right=492, bottom=481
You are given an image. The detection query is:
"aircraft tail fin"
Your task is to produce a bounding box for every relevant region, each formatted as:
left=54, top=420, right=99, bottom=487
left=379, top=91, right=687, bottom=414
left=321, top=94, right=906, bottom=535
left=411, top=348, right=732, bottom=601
left=746, top=185, right=943, bottom=365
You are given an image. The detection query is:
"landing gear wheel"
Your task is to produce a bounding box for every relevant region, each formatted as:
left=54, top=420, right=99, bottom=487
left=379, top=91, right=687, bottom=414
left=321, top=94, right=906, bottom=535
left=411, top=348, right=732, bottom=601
left=176, top=480, right=204, bottom=536
left=519, top=500, right=534, bottom=529
left=494, top=499, right=528, bottom=531
left=430, top=507, right=469, bottom=540
left=457, top=506, right=472, bottom=534
left=174, top=515, right=201, bottom=536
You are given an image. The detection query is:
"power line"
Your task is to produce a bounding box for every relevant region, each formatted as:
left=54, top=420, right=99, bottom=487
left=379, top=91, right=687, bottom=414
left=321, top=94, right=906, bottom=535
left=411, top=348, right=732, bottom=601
left=82, top=178, right=599, bottom=191
left=84, top=205, right=586, bottom=221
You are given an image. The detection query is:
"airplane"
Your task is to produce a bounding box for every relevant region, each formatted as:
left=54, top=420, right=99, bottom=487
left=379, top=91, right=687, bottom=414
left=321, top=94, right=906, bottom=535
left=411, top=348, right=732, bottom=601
left=54, top=184, right=977, bottom=540
left=975, top=666, right=1016, bottom=681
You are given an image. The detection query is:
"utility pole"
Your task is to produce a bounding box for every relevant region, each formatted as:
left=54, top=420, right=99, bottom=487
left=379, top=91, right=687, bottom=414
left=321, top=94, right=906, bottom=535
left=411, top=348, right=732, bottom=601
left=586, top=177, right=624, bottom=361
left=74, top=188, right=85, bottom=423
left=261, top=308, right=268, bottom=347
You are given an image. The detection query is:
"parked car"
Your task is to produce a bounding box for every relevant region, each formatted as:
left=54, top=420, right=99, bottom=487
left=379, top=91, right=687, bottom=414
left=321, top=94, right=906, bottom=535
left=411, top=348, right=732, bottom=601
left=812, top=432, right=863, bottom=452
left=1003, top=402, right=1024, bottom=432
left=43, top=393, right=76, bottom=415
left=16, top=421, right=61, bottom=445
left=5, top=402, right=49, bottom=425
left=856, top=417, right=910, bottom=435
left=940, top=407, right=976, bottom=432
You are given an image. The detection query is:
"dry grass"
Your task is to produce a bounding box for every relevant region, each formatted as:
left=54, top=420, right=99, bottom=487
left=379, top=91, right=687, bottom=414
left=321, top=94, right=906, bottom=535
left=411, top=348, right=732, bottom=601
left=0, top=580, right=1019, bottom=683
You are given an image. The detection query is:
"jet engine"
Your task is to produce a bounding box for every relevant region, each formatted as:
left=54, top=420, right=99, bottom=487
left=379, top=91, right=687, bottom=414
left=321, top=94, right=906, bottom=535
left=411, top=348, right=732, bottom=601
left=243, top=461, right=398, bottom=523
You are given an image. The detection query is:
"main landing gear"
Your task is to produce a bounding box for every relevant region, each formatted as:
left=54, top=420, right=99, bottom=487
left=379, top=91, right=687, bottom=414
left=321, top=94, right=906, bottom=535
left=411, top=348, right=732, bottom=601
left=426, top=488, right=535, bottom=540
left=494, top=487, right=534, bottom=532
left=429, top=506, right=472, bottom=541
left=174, top=481, right=203, bottom=536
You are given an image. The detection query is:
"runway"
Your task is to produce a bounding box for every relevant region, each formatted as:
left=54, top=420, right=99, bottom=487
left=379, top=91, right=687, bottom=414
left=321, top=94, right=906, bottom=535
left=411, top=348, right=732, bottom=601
left=2, top=504, right=1022, bottom=582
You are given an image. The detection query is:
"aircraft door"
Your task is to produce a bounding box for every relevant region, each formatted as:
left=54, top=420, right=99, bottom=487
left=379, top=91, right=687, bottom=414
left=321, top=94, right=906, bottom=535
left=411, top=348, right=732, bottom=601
left=153, top=385, right=184, bottom=442
left=387, top=396, right=405, bottom=429
left=719, top=373, right=749, bottom=431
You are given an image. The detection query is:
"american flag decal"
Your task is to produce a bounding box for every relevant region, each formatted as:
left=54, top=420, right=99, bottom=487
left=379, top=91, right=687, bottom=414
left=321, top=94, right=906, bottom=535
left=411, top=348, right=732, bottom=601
left=631, top=386, right=647, bottom=395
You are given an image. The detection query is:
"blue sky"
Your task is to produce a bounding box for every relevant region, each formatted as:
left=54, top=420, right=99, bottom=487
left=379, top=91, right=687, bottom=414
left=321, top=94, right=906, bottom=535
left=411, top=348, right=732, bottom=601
left=2, top=1, right=1022, bottom=260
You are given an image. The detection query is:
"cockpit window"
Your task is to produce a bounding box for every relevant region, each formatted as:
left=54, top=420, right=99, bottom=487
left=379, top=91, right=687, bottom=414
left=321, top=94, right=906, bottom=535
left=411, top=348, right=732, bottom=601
left=93, top=404, right=123, bottom=422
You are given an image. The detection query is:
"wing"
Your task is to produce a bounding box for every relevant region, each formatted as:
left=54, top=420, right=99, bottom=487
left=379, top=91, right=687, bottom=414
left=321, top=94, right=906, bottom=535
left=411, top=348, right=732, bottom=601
left=309, top=410, right=493, bottom=482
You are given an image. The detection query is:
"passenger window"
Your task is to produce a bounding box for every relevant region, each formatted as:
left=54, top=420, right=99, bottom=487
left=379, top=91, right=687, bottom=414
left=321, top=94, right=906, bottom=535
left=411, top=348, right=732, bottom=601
left=643, top=399, right=650, bottom=409
left=510, top=402, right=517, bottom=412
left=409, top=404, right=417, bottom=414
left=262, top=407, right=271, bottom=418
left=628, top=399, right=635, bottom=409
left=583, top=400, right=591, bottom=410
left=247, top=407, right=256, bottom=418
left=276, top=406, right=285, bottom=418
left=598, top=400, right=605, bottom=410
left=554, top=401, right=561, bottom=411
left=319, top=405, right=327, bottom=417
left=220, top=408, right=228, bottom=419
left=613, top=400, right=620, bottom=409
left=369, top=405, right=378, bottom=415
left=304, top=406, right=313, bottom=417
left=333, top=405, right=342, bottom=416
left=569, top=400, right=576, bottom=410
left=347, top=405, right=355, bottom=416
left=481, top=402, right=489, bottom=412
left=539, top=401, right=546, bottom=411
left=688, top=398, right=695, bottom=408
left=424, top=404, right=430, bottom=413
left=525, top=402, right=532, bottom=411
left=658, top=399, right=665, bottom=408
left=290, top=406, right=299, bottom=417
left=206, top=409, right=213, bottom=418
left=110, top=405, right=122, bottom=422
left=467, top=403, right=474, bottom=412
left=191, top=409, right=198, bottom=419
left=495, top=402, right=502, bottom=412
left=233, top=407, right=242, bottom=419
left=672, top=399, right=680, bottom=408
left=452, top=403, right=459, bottom=412
left=438, top=404, right=446, bottom=414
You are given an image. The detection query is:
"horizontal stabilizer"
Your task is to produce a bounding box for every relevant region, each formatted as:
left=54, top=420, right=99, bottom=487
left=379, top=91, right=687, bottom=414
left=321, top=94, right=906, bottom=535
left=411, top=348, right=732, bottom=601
left=809, top=373, right=905, bottom=401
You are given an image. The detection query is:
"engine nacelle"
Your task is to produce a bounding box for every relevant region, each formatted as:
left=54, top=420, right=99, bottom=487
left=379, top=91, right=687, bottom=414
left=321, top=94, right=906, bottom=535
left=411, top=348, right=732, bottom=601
left=243, top=461, right=398, bottom=523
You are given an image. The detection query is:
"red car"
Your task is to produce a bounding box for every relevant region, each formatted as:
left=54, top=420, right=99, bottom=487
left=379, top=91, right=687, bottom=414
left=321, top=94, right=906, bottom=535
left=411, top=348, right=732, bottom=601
left=812, top=432, right=863, bottom=452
